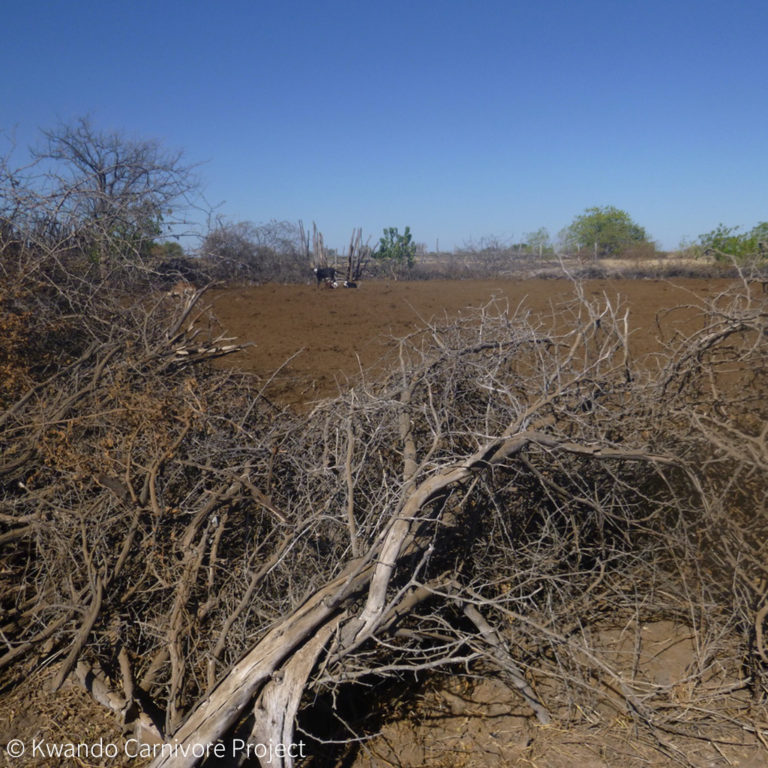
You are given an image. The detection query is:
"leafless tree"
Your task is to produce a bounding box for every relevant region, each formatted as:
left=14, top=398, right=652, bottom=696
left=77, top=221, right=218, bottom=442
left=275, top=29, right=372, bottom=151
left=29, top=117, right=198, bottom=271
left=201, top=219, right=306, bottom=283
left=345, top=226, right=372, bottom=282
left=1, top=118, right=203, bottom=311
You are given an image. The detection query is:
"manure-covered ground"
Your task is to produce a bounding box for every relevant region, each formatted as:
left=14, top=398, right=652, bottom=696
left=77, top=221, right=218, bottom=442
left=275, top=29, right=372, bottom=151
left=208, top=277, right=734, bottom=407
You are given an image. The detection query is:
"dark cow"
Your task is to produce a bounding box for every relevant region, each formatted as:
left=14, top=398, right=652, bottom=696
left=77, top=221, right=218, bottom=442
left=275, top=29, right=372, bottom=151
left=343, top=280, right=358, bottom=288
left=314, top=267, right=336, bottom=286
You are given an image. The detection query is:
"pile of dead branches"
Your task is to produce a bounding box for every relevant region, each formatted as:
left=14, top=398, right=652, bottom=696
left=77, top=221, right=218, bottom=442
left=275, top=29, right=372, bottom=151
left=1, top=267, right=767, bottom=766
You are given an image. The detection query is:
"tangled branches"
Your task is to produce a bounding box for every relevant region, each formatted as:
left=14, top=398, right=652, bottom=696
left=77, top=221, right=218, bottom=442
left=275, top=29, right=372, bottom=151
left=1, top=273, right=767, bottom=767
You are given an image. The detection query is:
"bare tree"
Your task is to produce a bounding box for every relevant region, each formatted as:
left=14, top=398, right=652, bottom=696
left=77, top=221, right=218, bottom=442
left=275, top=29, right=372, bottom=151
left=29, top=117, right=197, bottom=273
left=201, top=219, right=306, bottom=283
left=0, top=118, right=202, bottom=312
left=345, top=226, right=372, bottom=282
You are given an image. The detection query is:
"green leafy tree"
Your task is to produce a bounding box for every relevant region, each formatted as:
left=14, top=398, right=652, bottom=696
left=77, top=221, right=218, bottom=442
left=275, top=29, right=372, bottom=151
left=698, top=222, right=768, bottom=262
left=698, top=224, right=745, bottom=258
left=524, top=227, right=553, bottom=256
left=749, top=221, right=768, bottom=246
left=561, top=206, right=649, bottom=258
left=374, top=226, right=417, bottom=276
left=151, top=240, right=185, bottom=261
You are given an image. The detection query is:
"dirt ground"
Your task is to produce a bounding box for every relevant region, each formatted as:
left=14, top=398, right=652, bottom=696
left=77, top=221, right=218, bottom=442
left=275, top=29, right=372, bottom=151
left=350, top=620, right=765, bottom=768
left=207, top=277, right=736, bottom=407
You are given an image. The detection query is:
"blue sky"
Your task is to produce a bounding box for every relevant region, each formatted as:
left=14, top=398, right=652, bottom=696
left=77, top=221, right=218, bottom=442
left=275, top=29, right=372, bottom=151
left=2, top=0, right=767, bottom=252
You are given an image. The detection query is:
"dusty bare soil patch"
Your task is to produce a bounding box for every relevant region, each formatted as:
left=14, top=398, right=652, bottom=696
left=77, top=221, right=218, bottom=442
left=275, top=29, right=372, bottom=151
left=1, top=668, right=148, bottom=768
left=208, top=278, right=734, bottom=406
left=353, top=620, right=765, bottom=768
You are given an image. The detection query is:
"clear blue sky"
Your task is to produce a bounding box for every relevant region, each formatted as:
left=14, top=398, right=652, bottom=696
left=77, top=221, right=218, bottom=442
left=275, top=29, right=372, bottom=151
left=2, top=0, right=767, bottom=252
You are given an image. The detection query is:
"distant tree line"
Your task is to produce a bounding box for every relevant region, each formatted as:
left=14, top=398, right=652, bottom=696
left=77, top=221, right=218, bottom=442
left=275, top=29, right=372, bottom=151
left=4, top=117, right=765, bottom=294
left=200, top=219, right=309, bottom=283
left=693, top=221, right=768, bottom=262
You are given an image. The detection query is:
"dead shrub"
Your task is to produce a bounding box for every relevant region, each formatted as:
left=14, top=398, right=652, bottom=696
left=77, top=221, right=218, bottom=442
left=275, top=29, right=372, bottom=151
left=1, top=267, right=767, bottom=767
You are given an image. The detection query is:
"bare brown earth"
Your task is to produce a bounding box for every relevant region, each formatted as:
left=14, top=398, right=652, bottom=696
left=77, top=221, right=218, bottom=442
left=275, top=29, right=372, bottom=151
left=350, top=620, right=765, bottom=768
left=208, top=277, right=736, bottom=407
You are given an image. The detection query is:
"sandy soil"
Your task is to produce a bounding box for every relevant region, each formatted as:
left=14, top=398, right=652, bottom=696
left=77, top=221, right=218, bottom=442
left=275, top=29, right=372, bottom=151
left=208, top=277, right=735, bottom=406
